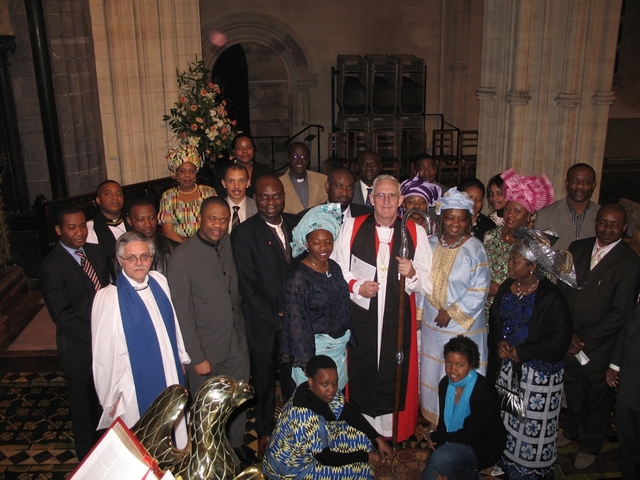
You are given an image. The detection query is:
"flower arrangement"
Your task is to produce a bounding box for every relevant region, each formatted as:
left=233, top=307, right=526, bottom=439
left=163, top=59, right=237, bottom=159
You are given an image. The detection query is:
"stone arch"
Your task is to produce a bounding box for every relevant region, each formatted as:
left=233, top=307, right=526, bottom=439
left=201, top=13, right=318, bottom=132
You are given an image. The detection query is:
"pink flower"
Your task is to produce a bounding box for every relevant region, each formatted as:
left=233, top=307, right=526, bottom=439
left=201, top=89, right=208, bottom=96
left=180, top=96, right=187, bottom=103
left=190, top=105, right=197, bottom=111
left=231, top=120, right=237, bottom=126
left=196, top=117, right=204, bottom=124
left=180, top=132, right=187, bottom=138
left=208, top=82, right=215, bottom=89
left=210, top=126, right=217, bottom=131
left=221, top=127, right=228, bottom=134
left=191, top=124, right=198, bottom=131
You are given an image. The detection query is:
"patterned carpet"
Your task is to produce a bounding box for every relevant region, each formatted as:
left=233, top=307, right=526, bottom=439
left=0, top=370, right=623, bottom=480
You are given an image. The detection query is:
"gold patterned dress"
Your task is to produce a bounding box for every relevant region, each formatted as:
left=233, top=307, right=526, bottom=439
left=419, top=236, right=490, bottom=424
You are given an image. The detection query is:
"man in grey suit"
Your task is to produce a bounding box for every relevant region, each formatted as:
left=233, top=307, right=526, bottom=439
left=39, top=205, right=109, bottom=460
left=352, top=150, right=382, bottom=207
left=167, top=196, right=257, bottom=465
left=221, top=164, right=258, bottom=233
left=608, top=297, right=640, bottom=478
left=535, top=163, right=599, bottom=251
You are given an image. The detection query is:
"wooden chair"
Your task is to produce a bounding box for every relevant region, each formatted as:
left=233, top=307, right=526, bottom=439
left=403, top=130, right=427, bottom=176
left=433, top=129, right=461, bottom=184
left=375, top=130, right=401, bottom=178
left=323, top=132, right=350, bottom=174
left=459, top=130, right=478, bottom=178
left=351, top=132, right=375, bottom=173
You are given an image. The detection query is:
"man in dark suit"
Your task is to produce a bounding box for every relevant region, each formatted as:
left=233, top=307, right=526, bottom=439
left=559, top=203, right=640, bottom=469
left=231, top=175, right=298, bottom=454
left=86, top=180, right=129, bottom=258
left=607, top=298, right=640, bottom=478
left=298, top=166, right=372, bottom=221
left=39, top=205, right=109, bottom=460
left=352, top=150, right=382, bottom=207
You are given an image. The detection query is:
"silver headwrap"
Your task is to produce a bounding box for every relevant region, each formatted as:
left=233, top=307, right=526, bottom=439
left=512, top=227, right=580, bottom=289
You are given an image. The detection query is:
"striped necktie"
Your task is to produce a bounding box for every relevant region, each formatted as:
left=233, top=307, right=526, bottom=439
left=365, top=187, right=373, bottom=207
left=75, top=250, right=101, bottom=292
left=231, top=206, right=240, bottom=231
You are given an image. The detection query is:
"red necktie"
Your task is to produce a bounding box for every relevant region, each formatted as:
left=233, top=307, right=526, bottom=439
left=75, top=250, right=101, bottom=292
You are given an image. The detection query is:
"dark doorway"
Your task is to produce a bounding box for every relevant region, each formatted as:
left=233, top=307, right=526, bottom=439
left=212, top=44, right=251, bottom=137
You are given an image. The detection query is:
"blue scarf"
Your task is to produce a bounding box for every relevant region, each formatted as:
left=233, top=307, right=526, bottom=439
left=444, top=369, right=477, bottom=433
left=117, top=271, right=185, bottom=417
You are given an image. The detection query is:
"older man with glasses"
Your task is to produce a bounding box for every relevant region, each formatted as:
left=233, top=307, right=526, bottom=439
left=91, top=231, right=190, bottom=447
left=332, top=174, right=433, bottom=443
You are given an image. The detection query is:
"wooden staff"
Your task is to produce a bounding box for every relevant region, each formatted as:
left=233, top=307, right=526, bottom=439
left=393, top=208, right=434, bottom=449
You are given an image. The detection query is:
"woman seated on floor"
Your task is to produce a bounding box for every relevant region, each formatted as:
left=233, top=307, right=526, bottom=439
left=422, top=335, right=506, bottom=480
left=263, top=355, right=392, bottom=480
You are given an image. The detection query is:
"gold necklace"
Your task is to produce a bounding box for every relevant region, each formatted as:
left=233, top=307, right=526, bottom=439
left=179, top=183, right=198, bottom=195
left=309, top=259, right=331, bottom=277
left=516, top=278, right=539, bottom=299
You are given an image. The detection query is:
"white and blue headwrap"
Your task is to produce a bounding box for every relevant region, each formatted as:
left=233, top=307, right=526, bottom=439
left=290, top=203, right=343, bottom=258
left=435, top=187, right=474, bottom=215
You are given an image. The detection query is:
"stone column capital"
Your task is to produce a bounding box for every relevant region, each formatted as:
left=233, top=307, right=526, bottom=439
left=506, top=90, right=531, bottom=106
left=475, top=86, right=497, bottom=101
left=591, top=91, right=616, bottom=106
left=554, top=92, right=582, bottom=108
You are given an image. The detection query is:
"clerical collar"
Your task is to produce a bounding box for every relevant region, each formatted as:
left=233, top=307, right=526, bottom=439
left=123, top=271, right=149, bottom=291
left=375, top=221, right=394, bottom=228
left=289, top=170, right=307, bottom=183
left=197, top=230, right=220, bottom=251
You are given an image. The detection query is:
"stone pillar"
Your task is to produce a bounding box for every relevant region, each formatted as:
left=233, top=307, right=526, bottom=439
left=89, top=0, right=202, bottom=184
left=441, top=0, right=470, bottom=128
left=476, top=0, right=622, bottom=199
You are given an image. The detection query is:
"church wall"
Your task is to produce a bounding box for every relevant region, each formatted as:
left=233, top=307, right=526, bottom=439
left=200, top=0, right=485, bottom=164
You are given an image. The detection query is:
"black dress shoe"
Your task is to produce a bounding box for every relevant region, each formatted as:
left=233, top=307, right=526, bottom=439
left=233, top=445, right=259, bottom=465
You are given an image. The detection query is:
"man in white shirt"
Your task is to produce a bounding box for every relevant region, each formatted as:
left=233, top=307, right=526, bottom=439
left=86, top=180, right=129, bottom=258
left=221, top=164, right=258, bottom=233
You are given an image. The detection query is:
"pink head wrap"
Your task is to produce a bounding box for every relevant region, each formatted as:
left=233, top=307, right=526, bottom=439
left=501, top=168, right=554, bottom=214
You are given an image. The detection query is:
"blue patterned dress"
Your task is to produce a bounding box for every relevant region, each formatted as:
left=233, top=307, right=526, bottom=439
left=497, top=292, right=564, bottom=480
left=263, top=384, right=376, bottom=480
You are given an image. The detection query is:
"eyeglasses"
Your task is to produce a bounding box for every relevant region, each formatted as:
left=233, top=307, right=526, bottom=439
left=120, top=253, right=152, bottom=263
left=372, top=193, right=400, bottom=201
left=289, top=155, right=308, bottom=161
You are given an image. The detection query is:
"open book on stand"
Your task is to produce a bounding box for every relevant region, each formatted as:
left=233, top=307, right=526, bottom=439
left=71, top=418, right=174, bottom=480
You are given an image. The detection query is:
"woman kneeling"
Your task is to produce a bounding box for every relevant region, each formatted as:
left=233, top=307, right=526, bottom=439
left=263, top=355, right=392, bottom=480
left=423, top=336, right=506, bottom=480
